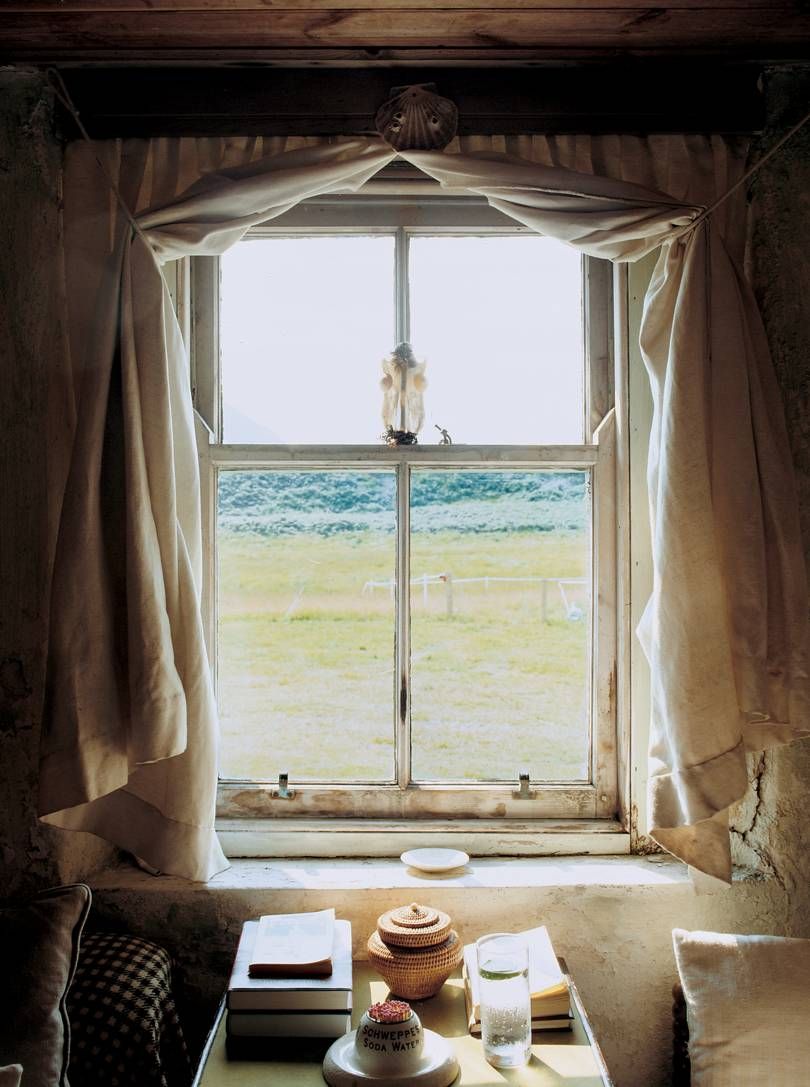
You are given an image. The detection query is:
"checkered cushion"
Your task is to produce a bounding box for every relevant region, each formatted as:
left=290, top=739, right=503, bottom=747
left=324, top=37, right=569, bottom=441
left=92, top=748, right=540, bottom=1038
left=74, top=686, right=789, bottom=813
left=67, top=933, right=191, bottom=1087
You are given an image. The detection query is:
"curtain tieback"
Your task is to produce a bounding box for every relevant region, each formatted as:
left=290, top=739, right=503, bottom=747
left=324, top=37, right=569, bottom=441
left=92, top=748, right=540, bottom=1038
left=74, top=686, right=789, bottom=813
left=672, top=106, right=810, bottom=244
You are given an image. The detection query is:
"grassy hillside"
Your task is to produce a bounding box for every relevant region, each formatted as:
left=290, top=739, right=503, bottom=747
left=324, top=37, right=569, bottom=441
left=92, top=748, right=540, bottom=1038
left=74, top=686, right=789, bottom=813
left=216, top=469, right=591, bottom=784
left=218, top=469, right=588, bottom=535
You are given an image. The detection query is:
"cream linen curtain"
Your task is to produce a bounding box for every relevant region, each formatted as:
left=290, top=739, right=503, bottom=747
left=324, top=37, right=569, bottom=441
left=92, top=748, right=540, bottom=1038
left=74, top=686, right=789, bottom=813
left=43, top=134, right=809, bottom=882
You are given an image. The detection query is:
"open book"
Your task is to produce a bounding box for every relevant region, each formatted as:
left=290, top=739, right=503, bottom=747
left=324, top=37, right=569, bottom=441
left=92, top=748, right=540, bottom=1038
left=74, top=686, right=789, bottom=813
left=462, top=925, right=572, bottom=1035
left=229, top=918, right=352, bottom=1010
left=248, top=908, right=336, bottom=978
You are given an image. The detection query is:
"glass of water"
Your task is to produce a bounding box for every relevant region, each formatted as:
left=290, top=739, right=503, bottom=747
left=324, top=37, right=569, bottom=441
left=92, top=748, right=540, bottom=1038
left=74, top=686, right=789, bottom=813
left=476, top=932, right=532, bottom=1068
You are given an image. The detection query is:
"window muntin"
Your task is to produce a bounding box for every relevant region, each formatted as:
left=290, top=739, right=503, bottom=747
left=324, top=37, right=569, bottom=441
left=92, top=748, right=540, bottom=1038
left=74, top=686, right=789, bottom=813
left=191, top=194, right=617, bottom=823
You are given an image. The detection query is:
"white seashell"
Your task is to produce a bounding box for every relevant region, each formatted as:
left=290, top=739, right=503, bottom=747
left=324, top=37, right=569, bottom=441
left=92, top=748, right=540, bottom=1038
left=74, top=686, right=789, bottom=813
left=375, top=84, right=458, bottom=151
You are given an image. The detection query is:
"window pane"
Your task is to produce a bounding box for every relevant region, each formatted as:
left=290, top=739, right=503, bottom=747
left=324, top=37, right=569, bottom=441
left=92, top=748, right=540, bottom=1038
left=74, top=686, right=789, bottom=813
left=409, top=237, right=584, bottom=444
left=220, top=237, right=395, bottom=443
left=217, top=470, right=396, bottom=781
left=409, top=469, right=591, bottom=782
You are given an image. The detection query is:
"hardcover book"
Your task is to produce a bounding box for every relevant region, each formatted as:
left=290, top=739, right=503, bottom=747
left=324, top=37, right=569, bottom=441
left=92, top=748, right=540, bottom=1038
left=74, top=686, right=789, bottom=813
left=462, top=925, right=572, bottom=1035
left=226, top=1010, right=352, bottom=1038
left=228, top=917, right=352, bottom=1012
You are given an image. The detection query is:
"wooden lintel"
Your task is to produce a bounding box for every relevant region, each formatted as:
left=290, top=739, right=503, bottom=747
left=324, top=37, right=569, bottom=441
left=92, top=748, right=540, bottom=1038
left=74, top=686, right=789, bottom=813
left=54, top=64, right=765, bottom=139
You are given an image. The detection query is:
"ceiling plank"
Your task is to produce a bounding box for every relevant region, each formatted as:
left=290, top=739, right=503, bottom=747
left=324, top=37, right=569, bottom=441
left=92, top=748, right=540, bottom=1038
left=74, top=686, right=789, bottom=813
left=56, top=64, right=764, bottom=137
left=9, top=0, right=804, bottom=9
left=2, top=9, right=809, bottom=60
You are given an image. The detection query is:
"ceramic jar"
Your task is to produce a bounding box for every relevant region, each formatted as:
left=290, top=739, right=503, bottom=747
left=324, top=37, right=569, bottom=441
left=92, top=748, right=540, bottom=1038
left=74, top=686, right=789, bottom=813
left=353, top=999, right=424, bottom=1076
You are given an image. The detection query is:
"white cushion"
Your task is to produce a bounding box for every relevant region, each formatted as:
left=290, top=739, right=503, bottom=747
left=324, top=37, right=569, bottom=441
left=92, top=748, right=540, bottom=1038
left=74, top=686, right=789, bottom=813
left=672, top=928, right=810, bottom=1086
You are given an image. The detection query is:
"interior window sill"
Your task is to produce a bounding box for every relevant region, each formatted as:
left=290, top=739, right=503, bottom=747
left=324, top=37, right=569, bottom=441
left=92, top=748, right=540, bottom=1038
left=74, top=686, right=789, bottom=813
left=88, top=854, right=766, bottom=896
left=215, top=817, right=630, bottom=858
left=85, top=857, right=767, bottom=966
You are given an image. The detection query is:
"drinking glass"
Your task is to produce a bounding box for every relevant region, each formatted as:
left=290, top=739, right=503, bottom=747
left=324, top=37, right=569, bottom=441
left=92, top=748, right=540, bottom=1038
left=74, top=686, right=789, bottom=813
left=475, top=932, right=532, bottom=1068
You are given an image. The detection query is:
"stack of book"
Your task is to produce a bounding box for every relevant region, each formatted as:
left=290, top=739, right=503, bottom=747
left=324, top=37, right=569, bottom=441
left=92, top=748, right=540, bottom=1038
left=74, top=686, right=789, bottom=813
left=462, top=925, right=572, bottom=1035
left=226, top=908, right=353, bottom=1057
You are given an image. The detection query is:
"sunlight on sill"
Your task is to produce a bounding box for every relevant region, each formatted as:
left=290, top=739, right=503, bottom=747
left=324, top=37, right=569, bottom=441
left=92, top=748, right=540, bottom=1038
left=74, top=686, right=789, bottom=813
left=88, top=854, right=705, bottom=894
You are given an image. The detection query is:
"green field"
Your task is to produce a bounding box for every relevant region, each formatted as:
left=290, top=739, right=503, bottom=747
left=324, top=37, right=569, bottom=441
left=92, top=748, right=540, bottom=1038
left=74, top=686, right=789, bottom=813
left=217, top=521, right=591, bottom=784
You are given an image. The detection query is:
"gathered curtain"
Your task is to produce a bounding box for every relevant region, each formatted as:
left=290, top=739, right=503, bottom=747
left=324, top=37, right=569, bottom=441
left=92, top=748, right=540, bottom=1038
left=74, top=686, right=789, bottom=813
left=42, top=133, right=809, bottom=882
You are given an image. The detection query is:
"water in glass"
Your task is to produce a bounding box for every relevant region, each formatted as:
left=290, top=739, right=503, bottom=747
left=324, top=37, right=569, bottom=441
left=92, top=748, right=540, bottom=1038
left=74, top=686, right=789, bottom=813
left=476, top=935, right=531, bottom=1068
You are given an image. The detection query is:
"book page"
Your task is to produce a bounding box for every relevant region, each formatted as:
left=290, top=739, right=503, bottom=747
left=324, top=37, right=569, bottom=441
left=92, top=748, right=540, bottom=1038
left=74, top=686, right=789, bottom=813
left=251, top=908, right=335, bottom=970
left=525, top=926, right=567, bottom=998
left=462, top=927, right=568, bottom=1013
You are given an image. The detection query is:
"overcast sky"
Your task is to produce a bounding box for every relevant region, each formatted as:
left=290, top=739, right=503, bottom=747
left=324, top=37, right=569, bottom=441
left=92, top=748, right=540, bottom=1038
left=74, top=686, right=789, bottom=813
left=220, top=234, right=584, bottom=446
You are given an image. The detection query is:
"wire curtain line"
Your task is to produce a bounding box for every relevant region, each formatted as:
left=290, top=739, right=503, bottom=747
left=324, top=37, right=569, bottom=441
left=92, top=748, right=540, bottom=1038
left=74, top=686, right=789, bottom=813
left=670, top=105, right=810, bottom=241
left=50, top=71, right=153, bottom=248
left=49, top=69, right=810, bottom=255
left=40, top=86, right=810, bottom=883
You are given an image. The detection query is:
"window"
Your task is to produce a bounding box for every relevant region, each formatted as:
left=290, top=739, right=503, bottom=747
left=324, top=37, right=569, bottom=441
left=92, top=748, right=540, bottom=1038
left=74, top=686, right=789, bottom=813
left=188, top=185, right=620, bottom=838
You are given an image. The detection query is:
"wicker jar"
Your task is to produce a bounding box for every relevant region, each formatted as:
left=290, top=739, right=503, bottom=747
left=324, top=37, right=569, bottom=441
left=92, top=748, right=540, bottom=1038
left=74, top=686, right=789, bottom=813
left=367, top=903, right=463, bottom=1000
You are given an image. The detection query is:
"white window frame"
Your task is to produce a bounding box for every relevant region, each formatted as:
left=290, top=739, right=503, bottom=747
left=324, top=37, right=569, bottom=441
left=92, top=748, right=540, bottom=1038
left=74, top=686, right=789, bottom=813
left=180, top=192, right=628, bottom=854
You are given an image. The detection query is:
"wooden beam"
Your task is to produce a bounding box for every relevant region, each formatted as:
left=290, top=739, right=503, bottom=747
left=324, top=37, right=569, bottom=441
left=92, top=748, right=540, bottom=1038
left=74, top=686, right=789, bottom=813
left=2, top=9, right=809, bottom=63
left=55, top=64, right=764, bottom=138
left=6, top=0, right=806, bottom=8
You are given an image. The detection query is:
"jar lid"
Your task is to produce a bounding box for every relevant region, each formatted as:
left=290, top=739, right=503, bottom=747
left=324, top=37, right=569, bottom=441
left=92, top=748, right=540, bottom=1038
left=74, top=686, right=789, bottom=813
left=377, top=903, right=453, bottom=947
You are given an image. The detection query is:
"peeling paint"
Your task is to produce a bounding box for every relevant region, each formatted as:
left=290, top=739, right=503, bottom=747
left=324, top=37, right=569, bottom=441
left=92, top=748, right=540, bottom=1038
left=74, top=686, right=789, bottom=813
left=629, top=800, right=662, bottom=856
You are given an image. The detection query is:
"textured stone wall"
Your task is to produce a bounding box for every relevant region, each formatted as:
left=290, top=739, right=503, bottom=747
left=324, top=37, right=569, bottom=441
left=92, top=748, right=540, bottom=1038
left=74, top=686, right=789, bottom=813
left=0, top=64, right=809, bottom=1086
left=0, top=70, right=113, bottom=894
left=0, top=70, right=63, bottom=892
left=85, top=858, right=793, bottom=1084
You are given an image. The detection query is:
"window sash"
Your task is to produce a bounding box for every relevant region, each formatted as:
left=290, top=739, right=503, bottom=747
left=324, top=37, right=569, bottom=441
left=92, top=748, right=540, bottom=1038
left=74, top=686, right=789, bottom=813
left=186, top=223, right=619, bottom=824
left=204, top=441, right=615, bottom=819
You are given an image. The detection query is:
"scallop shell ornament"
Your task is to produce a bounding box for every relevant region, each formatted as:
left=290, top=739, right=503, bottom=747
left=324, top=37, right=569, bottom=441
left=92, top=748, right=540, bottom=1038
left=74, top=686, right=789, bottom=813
left=375, top=84, right=458, bottom=152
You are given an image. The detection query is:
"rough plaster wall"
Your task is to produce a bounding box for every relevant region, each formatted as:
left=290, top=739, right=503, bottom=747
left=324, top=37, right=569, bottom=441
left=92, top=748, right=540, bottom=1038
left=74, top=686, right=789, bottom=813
left=0, top=70, right=114, bottom=894
left=88, top=863, right=790, bottom=1086
left=742, top=65, right=810, bottom=922
left=0, top=69, right=63, bottom=893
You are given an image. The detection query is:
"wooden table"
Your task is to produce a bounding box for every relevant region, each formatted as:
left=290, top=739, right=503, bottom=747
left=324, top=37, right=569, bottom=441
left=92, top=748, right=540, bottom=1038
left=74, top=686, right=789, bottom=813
left=194, top=961, right=614, bottom=1086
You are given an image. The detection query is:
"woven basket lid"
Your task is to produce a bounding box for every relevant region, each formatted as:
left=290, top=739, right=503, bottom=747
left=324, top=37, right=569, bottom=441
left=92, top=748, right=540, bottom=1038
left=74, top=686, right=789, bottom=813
left=368, top=929, right=461, bottom=964
left=377, top=903, right=452, bottom=947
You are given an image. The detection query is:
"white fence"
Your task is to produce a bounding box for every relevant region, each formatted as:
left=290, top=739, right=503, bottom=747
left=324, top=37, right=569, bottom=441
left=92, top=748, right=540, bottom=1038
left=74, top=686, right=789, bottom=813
left=362, top=573, right=587, bottom=620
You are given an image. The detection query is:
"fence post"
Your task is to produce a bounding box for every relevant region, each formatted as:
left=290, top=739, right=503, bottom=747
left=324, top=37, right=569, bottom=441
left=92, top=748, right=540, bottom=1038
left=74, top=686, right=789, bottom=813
left=541, top=579, right=549, bottom=623
left=444, top=573, right=454, bottom=619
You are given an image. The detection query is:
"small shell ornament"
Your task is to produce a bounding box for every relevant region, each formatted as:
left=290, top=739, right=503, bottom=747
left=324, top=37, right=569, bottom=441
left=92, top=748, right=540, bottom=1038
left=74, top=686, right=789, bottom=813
left=375, top=84, right=458, bottom=152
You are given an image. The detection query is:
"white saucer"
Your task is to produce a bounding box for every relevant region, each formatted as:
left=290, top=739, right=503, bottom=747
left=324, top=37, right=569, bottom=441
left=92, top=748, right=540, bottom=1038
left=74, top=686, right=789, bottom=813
left=323, top=1027, right=459, bottom=1087
left=400, top=848, right=469, bottom=873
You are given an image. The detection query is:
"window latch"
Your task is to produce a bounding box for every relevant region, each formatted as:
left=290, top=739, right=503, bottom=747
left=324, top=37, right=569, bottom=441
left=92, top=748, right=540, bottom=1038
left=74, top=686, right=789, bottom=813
left=273, top=771, right=294, bottom=800
left=513, top=770, right=535, bottom=800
